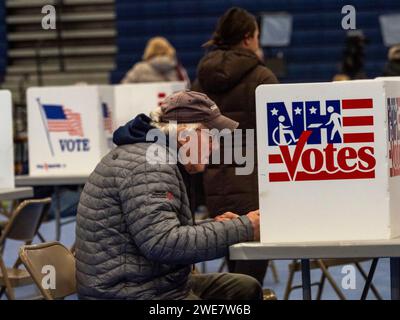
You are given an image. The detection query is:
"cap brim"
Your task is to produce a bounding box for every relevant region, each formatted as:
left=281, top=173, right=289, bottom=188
left=205, top=114, right=239, bottom=132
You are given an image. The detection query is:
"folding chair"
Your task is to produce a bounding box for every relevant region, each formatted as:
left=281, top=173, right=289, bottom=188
left=0, top=198, right=51, bottom=299
left=284, top=258, right=383, bottom=300
left=19, top=241, right=76, bottom=300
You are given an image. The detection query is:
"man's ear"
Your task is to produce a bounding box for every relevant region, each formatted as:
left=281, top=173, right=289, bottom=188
left=176, top=126, right=190, bottom=146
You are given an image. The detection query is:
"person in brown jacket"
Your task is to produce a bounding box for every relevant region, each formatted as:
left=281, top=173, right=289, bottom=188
left=192, top=7, right=278, bottom=284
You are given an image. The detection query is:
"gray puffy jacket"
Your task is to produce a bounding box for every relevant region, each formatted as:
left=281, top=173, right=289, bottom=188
left=75, top=141, right=254, bottom=300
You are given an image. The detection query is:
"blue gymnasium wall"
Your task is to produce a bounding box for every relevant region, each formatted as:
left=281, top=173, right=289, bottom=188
left=113, top=0, right=400, bottom=84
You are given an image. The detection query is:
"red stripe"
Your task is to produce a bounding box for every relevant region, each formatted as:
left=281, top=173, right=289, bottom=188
left=268, top=154, right=283, bottom=164
left=48, top=125, right=70, bottom=130
left=49, top=127, right=69, bottom=131
left=47, top=108, right=84, bottom=137
left=269, top=172, right=290, bottom=182
left=342, top=116, right=374, bottom=126
left=342, top=99, right=373, bottom=109
left=295, top=170, right=375, bottom=181
left=48, top=125, right=69, bottom=128
left=343, top=133, right=374, bottom=143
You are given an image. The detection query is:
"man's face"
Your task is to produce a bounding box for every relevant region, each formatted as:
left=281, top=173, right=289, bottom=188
left=178, top=127, right=219, bottom=174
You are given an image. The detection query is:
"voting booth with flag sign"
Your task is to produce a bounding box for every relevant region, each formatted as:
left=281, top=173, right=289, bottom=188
left=27, top=85, right=112, bottom=176
left=256, top=79, right=400, bottom=243
left=0, top=90, right=14, bottom=188
left=113, top=82, right=186, bottom=128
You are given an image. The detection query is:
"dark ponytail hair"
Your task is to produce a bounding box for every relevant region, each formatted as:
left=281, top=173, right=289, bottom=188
left=203, top=7, right=257, bottom=48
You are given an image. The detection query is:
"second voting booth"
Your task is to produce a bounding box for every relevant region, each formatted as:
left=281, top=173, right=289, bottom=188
left=27, top=85, right=113, bottom=176
left=0, top=90, right=14, bottom=188
left=256, top=79, right=400, bottom=243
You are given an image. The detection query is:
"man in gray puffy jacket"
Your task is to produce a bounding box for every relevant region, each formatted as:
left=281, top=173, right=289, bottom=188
left=75, top=91, right=261, bottom=300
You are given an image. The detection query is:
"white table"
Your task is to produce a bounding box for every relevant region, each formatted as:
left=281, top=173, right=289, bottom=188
left=0, top=187, right=33, bottom=201
left=15, top=175, right=88, bottom=186
left=230, top=239, right=400, bottom=300
left=15, top=175, right=88, bottom=240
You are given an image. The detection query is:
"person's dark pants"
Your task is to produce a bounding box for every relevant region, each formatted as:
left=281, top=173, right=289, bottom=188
left=227, top=260, right=268, bottom=285
left=185, top=273, right=263, bottom=300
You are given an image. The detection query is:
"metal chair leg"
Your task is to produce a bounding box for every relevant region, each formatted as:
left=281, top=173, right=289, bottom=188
left=218, top=258, right=227, bottom=273
left=284, top=260, right=297, bottom=300
left=317, top=260, right=346, bottom=300
left=0, top=259, right=15, bottom=300
left=270, top=261, right=280, bottom=283
left=357, top=259, right=382, bottom=300
left=316, top=273, right=326, bottom=300
left=37, top=232, right=46, bottom=243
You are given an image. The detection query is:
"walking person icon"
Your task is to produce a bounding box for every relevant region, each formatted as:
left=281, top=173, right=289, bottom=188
left=326, top=106, right=342, bottom=141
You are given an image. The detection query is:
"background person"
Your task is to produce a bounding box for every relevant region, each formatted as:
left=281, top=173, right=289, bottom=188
left=121, top=36, right=190, bottom=85
left=383, top=44, right=400, bottom=77
left=192, top=7, right=278, bottom=284
left=338, top=31, right=368, bottom=80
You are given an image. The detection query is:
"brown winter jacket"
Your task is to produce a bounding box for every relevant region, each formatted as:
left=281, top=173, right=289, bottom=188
left=192, top=47, right=278, bottom=217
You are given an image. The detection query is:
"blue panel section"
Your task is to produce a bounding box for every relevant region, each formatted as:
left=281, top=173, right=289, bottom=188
left=42, top=105, right=66, bottom=120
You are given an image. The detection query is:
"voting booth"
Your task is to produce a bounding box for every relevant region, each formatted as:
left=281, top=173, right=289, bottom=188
left=0, top=90, right=15, bottom=188
left=113, top=82, right=186, bottom=128
left=98, top=85, right=115, bottom=150
left=27, top=85, right=112, bottom=176
left=256, top=79, right=400, bottom=243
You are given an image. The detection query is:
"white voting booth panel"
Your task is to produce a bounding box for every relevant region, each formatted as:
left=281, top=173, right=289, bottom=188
left=27, top=86, right=111, bottom=176
left=0, top=90, right=14, bottom=188
left=113, top=82, right=186, bottom=128
left=256, top=79, right=400, bottom=243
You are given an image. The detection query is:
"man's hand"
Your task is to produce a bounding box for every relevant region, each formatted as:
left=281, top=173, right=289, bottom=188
left=246, top=210, right=260, bottom=241
left=214, top=211, right=239, bottom=222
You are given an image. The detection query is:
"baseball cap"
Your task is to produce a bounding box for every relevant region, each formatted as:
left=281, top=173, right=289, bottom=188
left=159, top=90, right=239, bottom=131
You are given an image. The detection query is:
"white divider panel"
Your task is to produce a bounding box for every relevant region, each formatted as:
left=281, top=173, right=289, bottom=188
left=27, top=86, right=110, bottom=176
left=256, top=79, right=400, bottom=243
left=0, top=90, right=14, bottom=188
left=113, top=82, right=186, bottom=128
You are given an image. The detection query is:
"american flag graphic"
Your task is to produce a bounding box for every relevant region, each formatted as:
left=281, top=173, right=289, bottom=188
left=267, top=98, right=375, bottom=182
left=388, top=97, right=400, bottom=177
left=42, top=104, right=84, bottom=137
left=158, top=92, right=166, bottom=106
left=102, top=102, right=112, bottom=133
